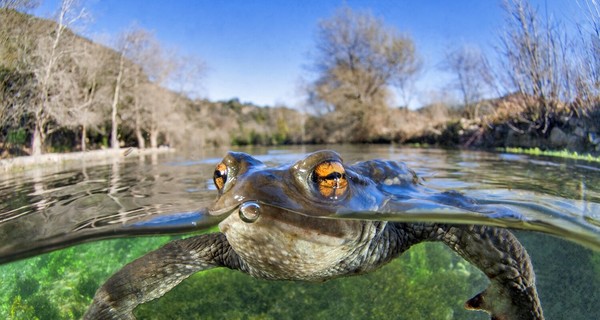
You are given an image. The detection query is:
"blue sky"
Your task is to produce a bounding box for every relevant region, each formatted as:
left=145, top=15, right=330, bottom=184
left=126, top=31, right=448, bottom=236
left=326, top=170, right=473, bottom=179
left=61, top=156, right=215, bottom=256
left=33, top=0, right=584, bottom=109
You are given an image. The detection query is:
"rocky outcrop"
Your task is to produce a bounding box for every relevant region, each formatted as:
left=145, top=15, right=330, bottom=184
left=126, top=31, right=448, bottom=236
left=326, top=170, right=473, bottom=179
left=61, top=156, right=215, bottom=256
left=410, top=112, right=600, bottom=154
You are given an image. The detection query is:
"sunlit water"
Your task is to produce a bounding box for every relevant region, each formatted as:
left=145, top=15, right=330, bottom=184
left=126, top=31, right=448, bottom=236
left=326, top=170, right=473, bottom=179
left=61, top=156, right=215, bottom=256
left=1, top=145, right=599, bottom=319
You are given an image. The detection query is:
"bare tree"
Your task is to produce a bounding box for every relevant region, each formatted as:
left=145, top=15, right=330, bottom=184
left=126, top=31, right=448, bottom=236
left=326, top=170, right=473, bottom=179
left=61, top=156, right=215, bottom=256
left=0, top=0, right=38, bottom=12
left=109, top=36, right=128, bottom=150
left=170, top=54, right=206, bottom=99
left=308, top=7, right=421, bottom=142
left=109, top=25, right=207, bottom=150
left=133, top=32, right=175, bottom=149
left=128, top=32, right=194, bottom=149
left=116, top=27, right=170, bottom=149
left=164, top=54, right=206, bottom=147
left=105, top=25, right=158, bottom=150
left=24, top=0, right=87, bottom=155
left=140, top=83, right=173, bottom=148
left=55, top=41, right=108, bottom=151
left=442, top=44, right=494, bottom=119
left=498, top=0, right=569, bottom=132
left=110, top=26, right=149, bottom=149
left=573, top=0, right=600, bottom=116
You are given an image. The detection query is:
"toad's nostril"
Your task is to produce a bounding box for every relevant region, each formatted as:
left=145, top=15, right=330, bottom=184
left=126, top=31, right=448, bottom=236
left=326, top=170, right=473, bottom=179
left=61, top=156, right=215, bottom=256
left=239, top=201, right=261, bottom=223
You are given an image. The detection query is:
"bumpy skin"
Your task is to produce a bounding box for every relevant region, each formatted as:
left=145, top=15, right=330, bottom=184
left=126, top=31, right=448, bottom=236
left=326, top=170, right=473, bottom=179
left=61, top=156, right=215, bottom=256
left=85, top=151, right=543, bottom=320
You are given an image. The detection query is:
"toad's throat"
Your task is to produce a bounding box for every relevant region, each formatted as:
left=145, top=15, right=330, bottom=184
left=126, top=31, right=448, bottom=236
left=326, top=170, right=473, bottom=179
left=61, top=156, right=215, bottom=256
left=218, top=204, right=371, bottom=281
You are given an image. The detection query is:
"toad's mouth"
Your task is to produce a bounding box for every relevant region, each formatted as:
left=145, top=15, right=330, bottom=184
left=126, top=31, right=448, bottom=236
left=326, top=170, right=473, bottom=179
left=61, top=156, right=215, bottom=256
left=208, top=203, right=243, bottom=216
left=210, top=200, right=333, bottom=223
left=218, top=200, right=365, bottom=240
left=210, top=196, right=517, bottom=228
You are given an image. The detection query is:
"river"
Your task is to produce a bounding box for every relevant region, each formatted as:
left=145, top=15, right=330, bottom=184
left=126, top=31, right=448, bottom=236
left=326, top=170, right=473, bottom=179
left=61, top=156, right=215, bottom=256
left=0, top=145, right=599, bottom=319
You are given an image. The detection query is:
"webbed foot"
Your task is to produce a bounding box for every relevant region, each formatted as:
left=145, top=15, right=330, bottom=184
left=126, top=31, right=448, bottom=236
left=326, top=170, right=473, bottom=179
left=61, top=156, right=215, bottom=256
left=465, top=281, right=543, bottom=320
left=424, top=224, right=544, bottom=320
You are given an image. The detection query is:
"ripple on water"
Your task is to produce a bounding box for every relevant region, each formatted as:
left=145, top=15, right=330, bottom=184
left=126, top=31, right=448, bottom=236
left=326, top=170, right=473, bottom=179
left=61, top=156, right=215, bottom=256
left=0, top=146, right=598, bottom=259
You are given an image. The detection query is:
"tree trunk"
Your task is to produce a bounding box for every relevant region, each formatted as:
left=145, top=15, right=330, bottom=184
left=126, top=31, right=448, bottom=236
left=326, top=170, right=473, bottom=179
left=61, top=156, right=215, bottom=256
left=81, top=123, right=87, bottom=151
left=30, top=0, right=69, bottom=157
left=150, top=130, right=158, bottom=149
left=111, top=52, right=125, bottom=150
left=133, top=76, right=145, bottom=149
left=31, top=122, right=42, bottom=156
left=136, top=126, right=145, bottom=149
left=164, top=132, right=172, bottom=147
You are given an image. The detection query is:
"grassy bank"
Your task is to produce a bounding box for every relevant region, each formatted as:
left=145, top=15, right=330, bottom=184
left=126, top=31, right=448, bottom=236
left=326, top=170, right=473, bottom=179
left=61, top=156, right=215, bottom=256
left=500, top=147, right=600, bottom=163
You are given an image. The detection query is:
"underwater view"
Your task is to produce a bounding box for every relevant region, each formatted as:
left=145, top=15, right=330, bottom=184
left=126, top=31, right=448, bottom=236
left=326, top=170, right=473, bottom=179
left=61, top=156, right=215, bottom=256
left=0, top=145, right=599, bottom=319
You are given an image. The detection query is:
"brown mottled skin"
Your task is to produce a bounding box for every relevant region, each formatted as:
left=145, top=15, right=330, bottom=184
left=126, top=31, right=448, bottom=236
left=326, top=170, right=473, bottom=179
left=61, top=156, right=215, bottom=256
left=85, top=151, right=544, bottom=320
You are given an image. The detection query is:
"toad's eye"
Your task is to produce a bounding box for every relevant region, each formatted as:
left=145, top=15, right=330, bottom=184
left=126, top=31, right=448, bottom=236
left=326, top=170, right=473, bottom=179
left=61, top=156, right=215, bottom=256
left=312, top=161, right=348, bottom=199
left=213, top=162, right=228, bottom=191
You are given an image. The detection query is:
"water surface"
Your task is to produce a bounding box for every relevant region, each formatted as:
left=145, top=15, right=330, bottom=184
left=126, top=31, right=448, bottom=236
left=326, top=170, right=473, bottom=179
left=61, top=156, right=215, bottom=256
left=1, top=145, right=599, bottom=319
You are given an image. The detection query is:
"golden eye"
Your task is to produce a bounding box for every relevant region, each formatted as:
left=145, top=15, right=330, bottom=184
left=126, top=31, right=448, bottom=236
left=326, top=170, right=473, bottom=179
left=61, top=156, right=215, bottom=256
left=312, top=161, right=348, bottom=199
left=213, top=163, right=228, bottom=191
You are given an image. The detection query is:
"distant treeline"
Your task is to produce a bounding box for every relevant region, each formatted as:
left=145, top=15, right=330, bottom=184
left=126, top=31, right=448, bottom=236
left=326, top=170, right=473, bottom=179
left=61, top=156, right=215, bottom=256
left=2, top=0, right=600, bottom=158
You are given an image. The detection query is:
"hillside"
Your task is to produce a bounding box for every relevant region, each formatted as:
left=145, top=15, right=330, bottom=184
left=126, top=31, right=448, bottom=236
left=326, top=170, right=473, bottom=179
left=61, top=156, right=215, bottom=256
left=0, top=9, right=309, bottom=156
left=2, top=7, right=600, bottom=157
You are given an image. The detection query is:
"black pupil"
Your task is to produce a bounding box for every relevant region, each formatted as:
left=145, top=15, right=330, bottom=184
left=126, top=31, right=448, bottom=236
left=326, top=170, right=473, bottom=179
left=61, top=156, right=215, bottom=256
left=214, top=170, right=227, bottom=184
left=313, top=171, right=344, bottom=183
left=326, top=172, right=343, bottom=180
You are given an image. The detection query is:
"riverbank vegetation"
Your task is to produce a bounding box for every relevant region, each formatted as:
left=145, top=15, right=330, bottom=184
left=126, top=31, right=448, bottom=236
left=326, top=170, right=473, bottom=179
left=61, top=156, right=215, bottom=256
left=501, top=147, right=600, bottom=163
left=1, top=0, right=600, bottom=158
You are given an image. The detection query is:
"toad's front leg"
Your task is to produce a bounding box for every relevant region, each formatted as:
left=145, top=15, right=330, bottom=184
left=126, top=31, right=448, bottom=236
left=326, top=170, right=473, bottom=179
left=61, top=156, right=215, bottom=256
left=406, top=223, right=544, bottom=320
left=84, top=233, right=241, bottom=320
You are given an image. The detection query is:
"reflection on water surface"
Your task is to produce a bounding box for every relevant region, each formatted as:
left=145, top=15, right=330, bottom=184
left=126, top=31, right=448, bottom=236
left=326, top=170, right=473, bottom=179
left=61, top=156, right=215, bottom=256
left=0, top=145, right=599, bottom=319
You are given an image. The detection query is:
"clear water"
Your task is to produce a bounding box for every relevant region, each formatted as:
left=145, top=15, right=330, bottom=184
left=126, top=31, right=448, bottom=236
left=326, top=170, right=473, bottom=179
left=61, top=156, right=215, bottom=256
left=0, top=145, right=599, bottom=319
